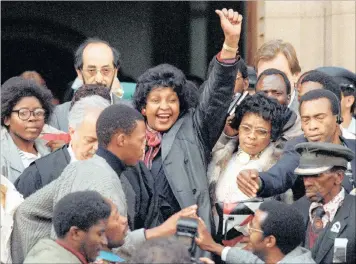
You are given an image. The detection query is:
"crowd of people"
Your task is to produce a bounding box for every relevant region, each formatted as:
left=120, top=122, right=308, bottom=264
left=1, top=7, right=355, bottom=264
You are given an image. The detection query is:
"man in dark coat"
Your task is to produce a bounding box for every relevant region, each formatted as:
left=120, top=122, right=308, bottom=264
left=237, top=89, right=356, bottom=200
left=292, top=141, right=356, bottom=264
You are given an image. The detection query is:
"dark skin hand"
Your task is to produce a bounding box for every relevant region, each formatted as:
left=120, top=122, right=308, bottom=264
left=236, top=169, right=261, bottom=197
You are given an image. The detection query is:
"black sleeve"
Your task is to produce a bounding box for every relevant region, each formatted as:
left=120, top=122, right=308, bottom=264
left=14, top=163, right=43, bottom=198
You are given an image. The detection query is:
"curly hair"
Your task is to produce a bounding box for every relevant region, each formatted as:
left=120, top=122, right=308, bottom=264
left=259, top=200, right=305, bottom=255
left=230, top=93, right=286, bottom=141
left=53, top=191, right=111, bottom=238
left=132, top=64, right=190, bottom=115
left=1, top=76, right=54, bottom=126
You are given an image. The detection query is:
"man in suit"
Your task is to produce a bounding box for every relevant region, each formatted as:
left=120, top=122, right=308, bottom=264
left=237, top=89, right=356, bottom=200
left=49, top=38, right=129, bottom=132
left=292, top=142, right=356, bottom=264
left=15, top=94, right=110, bottom=197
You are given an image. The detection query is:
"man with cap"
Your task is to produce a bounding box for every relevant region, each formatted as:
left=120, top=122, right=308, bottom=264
left=316, top=66, right=356, bottom=136
left=292, top=142, right=356, bottom=264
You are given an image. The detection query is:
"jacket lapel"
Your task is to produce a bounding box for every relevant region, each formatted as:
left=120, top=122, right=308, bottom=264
left=162, top=117, right=184, bottom=162
left=313, top=195, right=352, bottom=264
left=2, top=130, right=24, bottom=176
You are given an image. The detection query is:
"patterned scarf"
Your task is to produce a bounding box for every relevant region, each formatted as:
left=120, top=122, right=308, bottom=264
left=144, top=125, right=162, bottom=169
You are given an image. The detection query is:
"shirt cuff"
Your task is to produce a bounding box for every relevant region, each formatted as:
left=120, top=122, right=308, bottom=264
left=216, top=52, right=238, bottom=64
left=221, top=246, right=231, bottom=261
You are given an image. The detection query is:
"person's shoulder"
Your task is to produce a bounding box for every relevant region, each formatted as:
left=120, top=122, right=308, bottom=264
left=53, top=101, right=71, bottom=113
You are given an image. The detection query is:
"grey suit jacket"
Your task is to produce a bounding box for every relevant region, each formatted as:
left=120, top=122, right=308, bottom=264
left=48, top=95, right=132, bottom=132
left=11, top=155, right=145, bottom=263
left=225, top=246, right=315, bottom=264
left=292, top=194, right=356, bottom=264
left=1, top=127, right=50, bottom=183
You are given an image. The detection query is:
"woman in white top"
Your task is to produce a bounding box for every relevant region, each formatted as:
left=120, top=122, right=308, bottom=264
left=208, top=93, right=286, bottom=246
left=1, top=174, right=24, bottom=263
left=1, top=77, right=53, bottom=183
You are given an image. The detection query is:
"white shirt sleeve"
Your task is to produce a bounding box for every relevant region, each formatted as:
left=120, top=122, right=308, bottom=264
left=221, top=246, right=231, bottom=261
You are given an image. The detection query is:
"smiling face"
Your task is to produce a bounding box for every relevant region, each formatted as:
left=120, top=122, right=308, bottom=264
left=238, top=113, right=272, bottom=156
left=142, top=87, right=180, bottom=132
left=4, top=96, right=45, bottom=142
left=105, top=201, right=128, bottom=249
left=256, top=74, right=289, bottom=106
left=79, top=220, right=107, bottom=262
left=300, top=98, right=338, bottom=143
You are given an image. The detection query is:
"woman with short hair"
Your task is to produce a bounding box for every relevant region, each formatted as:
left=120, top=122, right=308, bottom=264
left=1, top=76, right=53, bottom=183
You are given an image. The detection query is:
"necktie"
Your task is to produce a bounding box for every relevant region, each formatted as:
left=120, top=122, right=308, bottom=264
left=312, top=206, right=326, bottom=233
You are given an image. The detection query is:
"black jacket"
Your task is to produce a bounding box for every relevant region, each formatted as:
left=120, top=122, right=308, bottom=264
left=15, top=145, right=71, bottom=198
left=292, top=194, right=356, bottom=264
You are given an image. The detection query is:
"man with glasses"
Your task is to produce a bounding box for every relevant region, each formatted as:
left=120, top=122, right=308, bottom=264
left=49, top=38, right=127, bottom=132
left=195, top=200, right=315, bottom=264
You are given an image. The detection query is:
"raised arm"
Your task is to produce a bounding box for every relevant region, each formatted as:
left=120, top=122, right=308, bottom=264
left=193, top=8, right=242, bottom=152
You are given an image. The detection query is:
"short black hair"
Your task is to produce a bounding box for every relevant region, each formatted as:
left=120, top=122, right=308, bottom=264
left=237, top=58, right=248, bottom=79
left=53, top=191, right=111, bottom=238
left=133, top=64, right=190, bottom=115
left=259, top=200, right=305, bottom=255
left=1, top=76, right=54, bottom=126
left=128, top=237, right=191, bottom=264
left=96, top=104, right=144, bottom=148
left=257, top=68, right=291, bottom=95
left=230, top=93, right=286, bottom=141
left=70, top=84, right=111, bottom=109
left=74, top=37, right=120, bottom=69
left=299, top=89, right=340, bottom=116
left=340, top=84, right=356, bottom=113
left=301, top=70, right=342, bottom=101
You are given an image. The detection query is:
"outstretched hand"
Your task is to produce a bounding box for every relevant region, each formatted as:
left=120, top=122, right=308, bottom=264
left=215, top=8, right=243, bottom=46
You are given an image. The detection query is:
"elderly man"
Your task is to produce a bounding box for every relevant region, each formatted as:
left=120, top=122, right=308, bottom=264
left=292, top=142, right=356, bottom=264
left=15, top=94, right=110, bottom=198
left=49, top=38, right=129, bottom=132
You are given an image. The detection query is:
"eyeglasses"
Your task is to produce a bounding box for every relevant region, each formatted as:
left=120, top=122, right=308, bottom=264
left=82, top=67, right=115, bottom=77
left=247, top=222, right=264, bottom=234
left=239, top=124, right=270, bottom=138
left=12, top=108, right=46, bottom=121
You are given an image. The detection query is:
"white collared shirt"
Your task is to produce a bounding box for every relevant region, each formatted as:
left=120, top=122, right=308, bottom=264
left=18, top=150, right=41, bottom=169
left=309, top=188, right=345, bottom=228
left=67, top=143, right=77, bottom=163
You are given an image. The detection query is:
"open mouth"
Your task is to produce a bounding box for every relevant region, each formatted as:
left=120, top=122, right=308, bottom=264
left=156, top=114, right=171, bottom=123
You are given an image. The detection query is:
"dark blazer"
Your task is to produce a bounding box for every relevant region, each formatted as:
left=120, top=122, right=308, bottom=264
left=292, top=194, right=356, bottom=264
left=48, top=95, right=133, bottom=133
left=258, top=135, right=356, bottom=197
left=14, top=145, right=71, bottom=198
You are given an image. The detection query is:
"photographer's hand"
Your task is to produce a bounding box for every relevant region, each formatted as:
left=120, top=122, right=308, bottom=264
left=195, top=218, right=224, bottom=256
left=145, top=204, right=198, bottom=239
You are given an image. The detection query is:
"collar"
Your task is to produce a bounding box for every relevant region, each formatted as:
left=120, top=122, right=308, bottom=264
left=67, top=142, right=78, bottom=163
left=56, top=240, right=88, bottom=264
left=309, top=188, right=345, bottom=228
left=96, top=147, right=126, bottom=176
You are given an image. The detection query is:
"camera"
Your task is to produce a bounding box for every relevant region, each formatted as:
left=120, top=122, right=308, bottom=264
left=176, top=217, right=199, bottom=262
